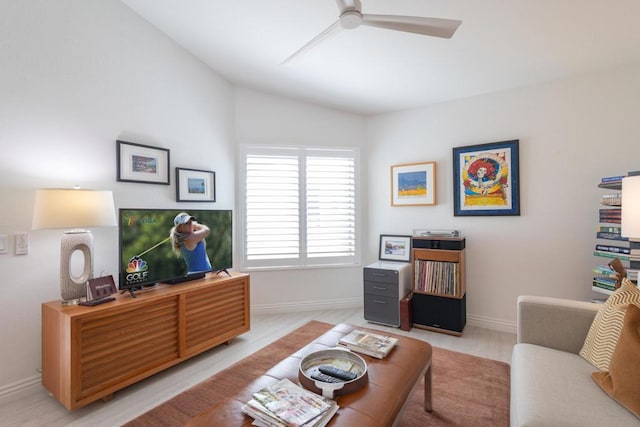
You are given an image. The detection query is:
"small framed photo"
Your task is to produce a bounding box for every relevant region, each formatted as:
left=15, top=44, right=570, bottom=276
left=453, top=139, right=520, bottom=216
left=176, top=167, right=216, bottom=202
left=379, top=235, right=412, bottom=262
left=117, top=140, right=170, bottom=185
left=391, top=161, right=436, bottom=206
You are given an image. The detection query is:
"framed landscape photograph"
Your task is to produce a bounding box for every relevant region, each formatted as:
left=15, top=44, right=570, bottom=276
left=390, top=161, right=436, bottom=206
left=379, top=234, right=412, bottom=262
left=453, top=139, right=520, bottom=216
left=176, top=167, right=216, bottom=202
left=116, top=140, right=170, bottom=185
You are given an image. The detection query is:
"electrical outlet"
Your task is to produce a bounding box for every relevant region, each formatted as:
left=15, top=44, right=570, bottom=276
left=0, top=235, right=7, bottom=254
left=15, top=232, right=29, bottom=255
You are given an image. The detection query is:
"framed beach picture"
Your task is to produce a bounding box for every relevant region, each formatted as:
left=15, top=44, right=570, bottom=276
left=453, top=139, right=520, bottom=216
left=390, top=161, right=436, bottom=206
left=116, top=140, right=170, bottom=185
left=176, top=167, right=216, bottom=202
left=379, top=235, right=412, bottom=262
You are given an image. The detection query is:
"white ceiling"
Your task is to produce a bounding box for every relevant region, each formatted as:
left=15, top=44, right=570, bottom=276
left=121, top=0, right=640, bottom=115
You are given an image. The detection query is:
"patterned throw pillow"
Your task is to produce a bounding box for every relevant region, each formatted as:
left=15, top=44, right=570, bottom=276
left=579, top=278, right=640, bottom=371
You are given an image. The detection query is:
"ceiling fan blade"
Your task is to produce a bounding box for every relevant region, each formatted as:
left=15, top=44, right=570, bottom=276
left=282, top=20, right=342, bottom=65
left=335, top=0, right=361, bottom=13
left=361, top=14, right=461, bottom=39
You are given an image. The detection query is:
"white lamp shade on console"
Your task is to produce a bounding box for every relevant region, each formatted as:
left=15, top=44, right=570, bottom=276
left=622, top=176, right=640, bottom=239
left=32, top=189, right=117, bottom=304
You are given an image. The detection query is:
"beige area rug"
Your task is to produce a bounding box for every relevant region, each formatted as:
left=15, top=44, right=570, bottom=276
left=125, top=321, right=510, bottom=426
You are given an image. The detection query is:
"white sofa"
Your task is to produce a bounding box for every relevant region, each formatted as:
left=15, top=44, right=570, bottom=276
left=510, top=295, right=638, bottom=426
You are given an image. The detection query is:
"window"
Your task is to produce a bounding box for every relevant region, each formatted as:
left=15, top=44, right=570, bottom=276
left=239, top=145, right=360, bottom=270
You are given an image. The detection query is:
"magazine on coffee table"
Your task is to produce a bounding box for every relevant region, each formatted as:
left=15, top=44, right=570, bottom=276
left=241, top=378, right=338, bottom=427
left=337, top=329, right=398, bottom=359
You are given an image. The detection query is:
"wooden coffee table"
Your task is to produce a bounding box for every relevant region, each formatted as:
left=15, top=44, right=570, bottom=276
left=189, top=323, right=432, bottom=426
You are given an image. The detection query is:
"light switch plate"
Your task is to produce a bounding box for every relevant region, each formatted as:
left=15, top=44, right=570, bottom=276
left=0, top=235, right=7, bottom=254
left=15, top=232, right=28, bottom=255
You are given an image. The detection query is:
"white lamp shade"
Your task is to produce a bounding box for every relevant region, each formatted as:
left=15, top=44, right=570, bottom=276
left=32, top=189, right=117, bottom=230
left=621, top=176, right=640, bottom=239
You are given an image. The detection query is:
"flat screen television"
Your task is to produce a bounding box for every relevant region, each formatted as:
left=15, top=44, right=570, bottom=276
left=118, top=208, right=232, bottom=296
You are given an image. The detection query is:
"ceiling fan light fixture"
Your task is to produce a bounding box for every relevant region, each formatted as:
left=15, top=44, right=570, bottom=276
left=340, top=10, right=362, bottom=29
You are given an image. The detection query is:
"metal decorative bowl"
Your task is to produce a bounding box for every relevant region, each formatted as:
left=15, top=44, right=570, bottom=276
left=298, top=348, right=368, bottom=399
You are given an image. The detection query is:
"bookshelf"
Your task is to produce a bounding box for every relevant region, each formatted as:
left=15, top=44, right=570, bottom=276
left=411, top=236, right=466, bottom=335
left=593, top=175, right=636, bottom=295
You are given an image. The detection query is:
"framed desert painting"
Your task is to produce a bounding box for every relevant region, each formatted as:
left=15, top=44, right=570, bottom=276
left=453, top=139, right=520, bottom=216
left=390, top=161, right=436, bottom=206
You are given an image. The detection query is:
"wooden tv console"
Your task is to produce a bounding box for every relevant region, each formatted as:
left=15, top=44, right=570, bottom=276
left=41, top=272, right=250, bottom=410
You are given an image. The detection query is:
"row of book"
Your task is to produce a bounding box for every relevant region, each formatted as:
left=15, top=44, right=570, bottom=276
left=593, top=250, right=640, bottom=263
left=599, top=208, right=621, bottom=223
left=596, top=225, right=628, bottom=242
left=598, top=175, right=624, bottom=189
left=600, top=193, right=621, bottom=206
left=595, top=244, right=630, bottom=255
left=592, top=277, right=617, bottom=292
left=241, top=378, right=338, bottom=427
left=604, top=248, right=640, bottom=257
left=413, top=259, right=460, bottom=296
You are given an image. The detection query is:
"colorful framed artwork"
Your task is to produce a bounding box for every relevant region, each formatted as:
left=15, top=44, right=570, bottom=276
left=379, top=234, right=412, bottom=262
left=390, top=161, right=436, bottom=206
left=176, top=167, right=216, bottom=202
left=116, top=140, right=170, bottom=185
left=453, top=139, right=520, bottom=216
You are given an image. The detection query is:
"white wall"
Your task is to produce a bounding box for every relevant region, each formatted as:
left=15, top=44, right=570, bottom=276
left=0, top=0, right=234, bottom=389
left=366, top=64, right=640, bottom=328
left=234, top=88, right=367, bottom=311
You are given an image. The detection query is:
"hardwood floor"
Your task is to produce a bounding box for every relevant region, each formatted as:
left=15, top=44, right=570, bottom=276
left=0, top=308, right=515, bottom=427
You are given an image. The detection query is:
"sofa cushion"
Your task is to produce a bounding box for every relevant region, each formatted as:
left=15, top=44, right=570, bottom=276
left=579, top=278, right=640, bottom=370
left=592, top=303, right=640, bottom=419
left=511, top=343, right=639, bottom=427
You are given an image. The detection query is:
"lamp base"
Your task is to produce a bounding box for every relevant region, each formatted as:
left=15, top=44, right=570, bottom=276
left=60, top=230, right=94, bottom=303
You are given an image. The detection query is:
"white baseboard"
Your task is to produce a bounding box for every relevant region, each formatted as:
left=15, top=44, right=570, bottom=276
left=251, top=299, right=517, bottom=334
left=251, top=298, right=361, bottom=314
left=467, top=313, right=516, bottom=334
left=0, top=374, right=41, bottom=400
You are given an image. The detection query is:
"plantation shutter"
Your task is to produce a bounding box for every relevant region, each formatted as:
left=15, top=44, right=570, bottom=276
left=244, top=147, right=300, bottom=267
left=240, top=145, right=359, bottom=269
left=306, top=152, right=356, bottom=263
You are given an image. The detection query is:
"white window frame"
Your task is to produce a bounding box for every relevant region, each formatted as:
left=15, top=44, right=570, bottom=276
left=239, top=144, right=361, bottom=270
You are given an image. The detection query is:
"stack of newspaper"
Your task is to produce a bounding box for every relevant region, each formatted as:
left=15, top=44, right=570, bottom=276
left=337, top=329, right=398, bottom=359
left=241, top=378, right=338, bottom=427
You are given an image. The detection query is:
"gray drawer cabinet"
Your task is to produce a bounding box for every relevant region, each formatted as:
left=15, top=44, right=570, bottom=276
left=363, top=261, right=411, bottom=327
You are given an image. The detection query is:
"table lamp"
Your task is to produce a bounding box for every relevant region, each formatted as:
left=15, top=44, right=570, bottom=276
left=622, top=175, right=640, bottom=239
left=32, top=188, right=117, bottom=304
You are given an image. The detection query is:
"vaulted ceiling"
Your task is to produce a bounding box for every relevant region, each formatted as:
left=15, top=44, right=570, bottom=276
left=122, top=0, right=640, bottom=115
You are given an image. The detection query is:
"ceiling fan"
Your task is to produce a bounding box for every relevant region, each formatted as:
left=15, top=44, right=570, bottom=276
left=283, top=0, right=462, bottom=64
